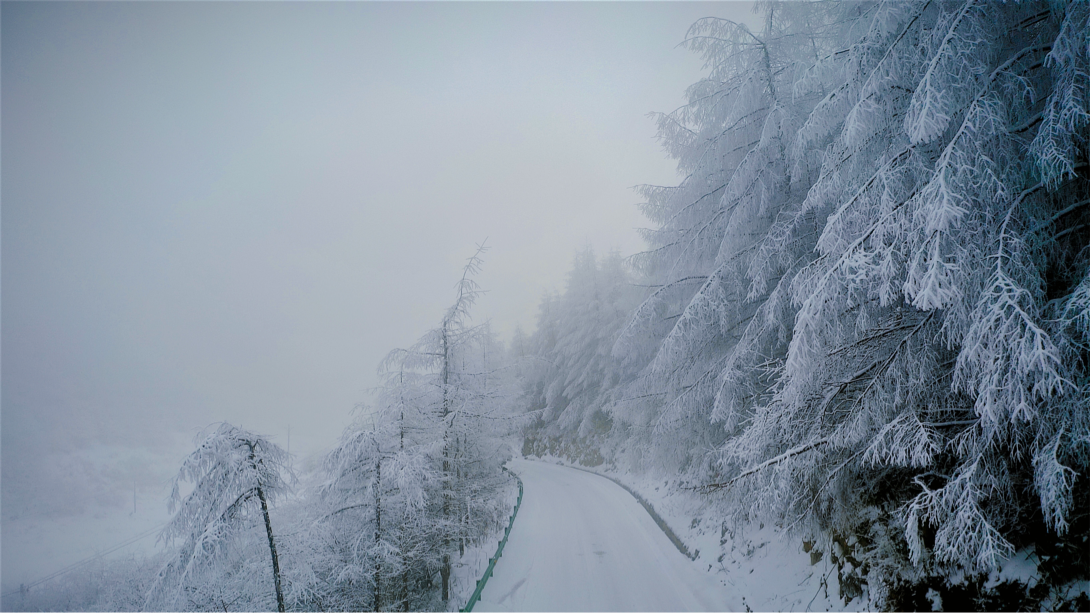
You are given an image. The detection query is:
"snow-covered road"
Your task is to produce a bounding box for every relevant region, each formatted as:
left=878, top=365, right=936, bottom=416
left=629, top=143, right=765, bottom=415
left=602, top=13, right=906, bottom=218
left=473, top=459, right=731, bottom=611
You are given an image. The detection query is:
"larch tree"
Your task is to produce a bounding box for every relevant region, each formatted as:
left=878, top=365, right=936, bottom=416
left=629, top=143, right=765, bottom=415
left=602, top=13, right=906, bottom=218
left=519, top=248, right=642, bottom=459
left=582, top=0, right=1087, bottom=606
left=309, top=398, right=441, bottom=612
left=379, top=242, right=512, bottom=606
left=612, top=1, right=860, bottom=475
left=147, top=423, right=291, bottom=612
left=664, top=0, right=1089, bottom=604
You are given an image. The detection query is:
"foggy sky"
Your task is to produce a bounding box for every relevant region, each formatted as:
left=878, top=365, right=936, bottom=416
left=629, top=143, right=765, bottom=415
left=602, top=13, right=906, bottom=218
left=2, top=0, right=758, bottom=589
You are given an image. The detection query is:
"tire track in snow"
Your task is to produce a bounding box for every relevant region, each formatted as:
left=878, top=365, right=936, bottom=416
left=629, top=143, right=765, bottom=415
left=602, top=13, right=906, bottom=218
left=473, top=459, right=731, bottom=612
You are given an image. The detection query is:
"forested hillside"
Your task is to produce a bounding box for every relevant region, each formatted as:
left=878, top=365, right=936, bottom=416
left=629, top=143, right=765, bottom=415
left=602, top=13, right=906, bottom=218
left=519, top=0, right=1089, bottom=609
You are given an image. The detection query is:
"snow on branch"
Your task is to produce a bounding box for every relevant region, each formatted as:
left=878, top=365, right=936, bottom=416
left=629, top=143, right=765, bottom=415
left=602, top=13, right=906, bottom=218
left=690, top=437, right=831, bottom=492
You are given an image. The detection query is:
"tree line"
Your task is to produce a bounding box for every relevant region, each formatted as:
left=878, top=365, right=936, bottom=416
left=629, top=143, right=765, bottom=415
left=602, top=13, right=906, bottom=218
left=517, top=0, right=1088, bottom=609
left=9, top=245, right=520, bottom=612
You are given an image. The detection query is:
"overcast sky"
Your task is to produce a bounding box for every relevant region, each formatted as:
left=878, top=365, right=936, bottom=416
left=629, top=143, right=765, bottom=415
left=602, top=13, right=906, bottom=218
left=2, top=0, right=759, bottom=588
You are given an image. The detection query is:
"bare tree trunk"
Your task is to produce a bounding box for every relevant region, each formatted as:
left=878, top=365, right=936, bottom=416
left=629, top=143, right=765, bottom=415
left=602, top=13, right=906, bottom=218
left=374, top=456, right=383, bottom=612
left=402, top=566, right=409, bottom=612
left=397, top=375, right=409, bottom=612
left=458, top=434, right=465, bottom=557
left=244, top=439, right=285, bottom=613
left=256, top=486, right=285, bottom=613
left=440, top=327, right=451, bottom=603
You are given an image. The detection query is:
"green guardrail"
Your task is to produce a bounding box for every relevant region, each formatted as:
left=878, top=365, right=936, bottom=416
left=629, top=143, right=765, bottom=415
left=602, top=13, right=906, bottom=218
left=461, top=465, right=524, bottom=612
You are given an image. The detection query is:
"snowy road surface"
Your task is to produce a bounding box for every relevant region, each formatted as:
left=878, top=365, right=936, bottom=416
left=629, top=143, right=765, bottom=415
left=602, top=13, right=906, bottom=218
left=473, top=459, right=730, bottom=611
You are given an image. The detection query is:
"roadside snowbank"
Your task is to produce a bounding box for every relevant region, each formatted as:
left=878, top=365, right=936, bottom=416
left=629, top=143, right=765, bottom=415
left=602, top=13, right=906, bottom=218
left=450, top=470, right=522, bottom=611
left=535, top=454, right=869, bottom=612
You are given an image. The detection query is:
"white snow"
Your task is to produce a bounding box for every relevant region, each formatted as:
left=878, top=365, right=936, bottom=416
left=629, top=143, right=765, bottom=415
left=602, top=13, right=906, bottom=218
left=449, top=469, right=522, bottom=611
left=605, top=463, right=872, bottom=612
left=473, top=459, right=732, bottom=611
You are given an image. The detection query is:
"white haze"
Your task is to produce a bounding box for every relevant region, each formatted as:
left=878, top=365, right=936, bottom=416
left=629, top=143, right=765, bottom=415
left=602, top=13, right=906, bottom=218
left=0, top=1, right=760, bottom=591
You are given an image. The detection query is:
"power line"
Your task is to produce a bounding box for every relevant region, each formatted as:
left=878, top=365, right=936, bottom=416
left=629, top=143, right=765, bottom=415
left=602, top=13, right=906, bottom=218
left=1, top=521, right=168, bottom=600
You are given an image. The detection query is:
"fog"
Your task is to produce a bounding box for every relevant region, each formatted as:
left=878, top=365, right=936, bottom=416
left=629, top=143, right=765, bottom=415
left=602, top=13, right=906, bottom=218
left=1, top=1, right=759, bottom=591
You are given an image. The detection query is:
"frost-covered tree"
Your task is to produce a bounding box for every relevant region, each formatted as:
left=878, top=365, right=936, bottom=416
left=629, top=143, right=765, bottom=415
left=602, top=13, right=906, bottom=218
left=574, top=0, right=1089, bottom=605
left=378, top=243, right=514, bottom=605
left=296, top=398, right=441, bottom=612
left=519, top=248, right=642, bottom=461
left=612, top=1, right=862, bottom=474
left=716, top=0, right=1087, bottom=566
left=147, top=423, right=291, bottom=612
left=284, top=244, right=515, bottom=611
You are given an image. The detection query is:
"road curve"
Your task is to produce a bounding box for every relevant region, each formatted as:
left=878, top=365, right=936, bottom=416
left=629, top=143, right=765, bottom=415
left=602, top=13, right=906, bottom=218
left=473, top=459, right=729, bottom=612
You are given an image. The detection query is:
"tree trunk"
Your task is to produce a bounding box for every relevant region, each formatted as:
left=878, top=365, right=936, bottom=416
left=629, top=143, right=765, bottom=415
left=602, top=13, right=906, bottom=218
left=457, top=443, right=465, bottom=557
left=440, top=554, right=450, bottom=602
left=374, top=457, right=382, bottom=612
left=440, top=327, right=452, bottom=603
left=257, top=486, right=285, bottom=613
left=402, top=565, right=409, bottom=612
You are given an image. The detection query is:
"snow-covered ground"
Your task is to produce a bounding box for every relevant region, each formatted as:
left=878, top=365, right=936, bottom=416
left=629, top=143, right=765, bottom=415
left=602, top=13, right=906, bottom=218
left=473, top=459, right=731, bottom=611
left=531, top=453, right=872, bottom=610
left=449, top=468, right=522, bottom=612
left=596, top=463, right=869, bottom=612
